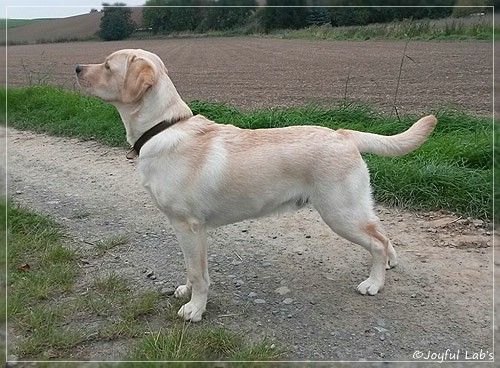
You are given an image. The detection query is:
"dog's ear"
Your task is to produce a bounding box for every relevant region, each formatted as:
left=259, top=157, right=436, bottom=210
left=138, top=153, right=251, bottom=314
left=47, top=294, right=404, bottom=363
left=122, top=56, right=155, bottom=104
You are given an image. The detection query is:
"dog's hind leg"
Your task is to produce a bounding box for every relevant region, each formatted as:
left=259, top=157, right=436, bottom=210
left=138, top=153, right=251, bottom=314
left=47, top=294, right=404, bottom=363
left=382, top=225, right=398, bottom=269
left=171, top=219, right=210, bottom=322
left=318, top=209, right=392, bottom=295
left=313, top=168, right=396, bottom=295
left=365, top=216, right=398, bottom=270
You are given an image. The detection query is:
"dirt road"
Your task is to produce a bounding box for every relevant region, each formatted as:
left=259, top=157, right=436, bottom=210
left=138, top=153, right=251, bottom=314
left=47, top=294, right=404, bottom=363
left=8, top=127, right=495, bottom=362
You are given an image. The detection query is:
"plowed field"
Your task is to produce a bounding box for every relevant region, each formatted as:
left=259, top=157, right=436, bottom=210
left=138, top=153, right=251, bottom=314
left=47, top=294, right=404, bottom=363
left=3, top=38, right=494, bottom=116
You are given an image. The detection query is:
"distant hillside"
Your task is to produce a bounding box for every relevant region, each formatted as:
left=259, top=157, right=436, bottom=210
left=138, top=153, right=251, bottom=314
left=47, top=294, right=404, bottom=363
left=2, top=18, right=53, bottom=29
left=1, top=8, right=143, bottom=45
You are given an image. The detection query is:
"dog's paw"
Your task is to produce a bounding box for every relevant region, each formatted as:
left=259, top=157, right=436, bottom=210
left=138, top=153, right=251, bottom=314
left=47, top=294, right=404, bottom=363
left=174, top=284, right=191, bottom=298
left=386, top=250, right=398, bottom=269
left=385, top=256, right=398, bottom=270
left=386, top=244, right=398, bottom=270
left=178, top=301, right=205, bottom=322
left=357, top=277, right=384, bottom=295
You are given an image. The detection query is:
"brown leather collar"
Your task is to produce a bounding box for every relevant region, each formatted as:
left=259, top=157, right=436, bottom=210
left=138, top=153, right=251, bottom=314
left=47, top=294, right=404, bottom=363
left=126, top=118, right=181, bottom=159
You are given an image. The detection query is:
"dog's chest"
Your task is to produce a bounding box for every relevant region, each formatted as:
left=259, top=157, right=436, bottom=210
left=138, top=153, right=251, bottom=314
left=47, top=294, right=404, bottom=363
left=136, top=140, right=227, bottom=215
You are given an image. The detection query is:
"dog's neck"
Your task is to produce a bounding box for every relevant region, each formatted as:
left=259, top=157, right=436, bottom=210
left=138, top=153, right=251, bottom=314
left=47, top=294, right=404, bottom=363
left=115, top=75, right=193, bottom=147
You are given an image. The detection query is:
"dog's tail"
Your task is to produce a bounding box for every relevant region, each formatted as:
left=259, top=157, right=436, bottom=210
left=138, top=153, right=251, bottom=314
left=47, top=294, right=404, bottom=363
left=339, top=115, right=437, bottom=157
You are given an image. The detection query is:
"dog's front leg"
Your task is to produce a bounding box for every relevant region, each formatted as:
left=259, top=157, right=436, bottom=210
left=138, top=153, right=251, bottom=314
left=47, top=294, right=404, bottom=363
left=172, top=220, right=210, bottom=322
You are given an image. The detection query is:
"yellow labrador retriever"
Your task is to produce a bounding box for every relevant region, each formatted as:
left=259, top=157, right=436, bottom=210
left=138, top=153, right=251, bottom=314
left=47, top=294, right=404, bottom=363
left=76, top=49, right=436, bottom=322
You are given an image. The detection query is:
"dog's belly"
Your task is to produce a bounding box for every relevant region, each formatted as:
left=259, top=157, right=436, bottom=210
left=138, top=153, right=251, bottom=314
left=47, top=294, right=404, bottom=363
left=142, top=166, right=312, bottom=228
left=203, top=193, right=310, bottom=228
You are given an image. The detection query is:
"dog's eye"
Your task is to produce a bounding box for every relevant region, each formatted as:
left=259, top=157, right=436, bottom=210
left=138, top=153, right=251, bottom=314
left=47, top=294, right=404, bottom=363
left=104, top=62, right=110, bottom=70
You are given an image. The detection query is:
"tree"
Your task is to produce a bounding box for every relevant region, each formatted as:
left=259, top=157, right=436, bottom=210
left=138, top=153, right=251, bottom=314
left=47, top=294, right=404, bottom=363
left=142, top=0, right=171, bottom=34
left=200, top=0, right=256, bottom=32
left=143, top=0, right=206, bottom=34
left=326, top=0, right=454, bottom=27
left=99, top=2, right=136, bottom=41
left=143, top=0, right=256, bottom=34
left=258, top=0, right=309, bottom=32
left=306, top=7, right=331, bottom=26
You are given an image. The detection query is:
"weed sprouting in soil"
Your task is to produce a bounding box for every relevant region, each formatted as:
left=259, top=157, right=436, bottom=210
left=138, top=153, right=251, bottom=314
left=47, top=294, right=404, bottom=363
left=94, top=235, right=129, bottom=256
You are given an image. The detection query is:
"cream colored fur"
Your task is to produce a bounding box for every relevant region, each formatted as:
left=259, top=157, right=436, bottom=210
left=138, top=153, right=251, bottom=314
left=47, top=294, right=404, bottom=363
left=76, top=48, right=437, bottom=322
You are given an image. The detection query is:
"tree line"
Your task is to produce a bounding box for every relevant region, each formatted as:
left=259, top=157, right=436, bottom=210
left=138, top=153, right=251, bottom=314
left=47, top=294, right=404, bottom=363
left=99, top=0, right=496, bottom=40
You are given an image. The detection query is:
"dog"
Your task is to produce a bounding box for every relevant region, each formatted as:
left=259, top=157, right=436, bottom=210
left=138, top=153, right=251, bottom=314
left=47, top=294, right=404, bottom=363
left=76, top=48, right=437, bottom=322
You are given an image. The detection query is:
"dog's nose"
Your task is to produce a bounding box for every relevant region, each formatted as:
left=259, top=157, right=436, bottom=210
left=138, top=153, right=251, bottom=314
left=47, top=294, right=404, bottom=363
left=75, top=64, right=82, bottom=74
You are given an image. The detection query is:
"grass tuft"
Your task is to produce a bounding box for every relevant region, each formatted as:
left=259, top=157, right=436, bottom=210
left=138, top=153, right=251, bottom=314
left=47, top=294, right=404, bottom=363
left=131, top=324, right=282, bottom=361
left=94, top=235, right=129, bottom=256
left=92, top=272, right=129, bottom=296
left=122, top=291, right=163, bottom=320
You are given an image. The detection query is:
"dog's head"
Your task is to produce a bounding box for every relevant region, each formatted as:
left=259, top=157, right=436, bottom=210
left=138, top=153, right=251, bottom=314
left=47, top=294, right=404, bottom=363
left=75, top=49, right=167, bottom=104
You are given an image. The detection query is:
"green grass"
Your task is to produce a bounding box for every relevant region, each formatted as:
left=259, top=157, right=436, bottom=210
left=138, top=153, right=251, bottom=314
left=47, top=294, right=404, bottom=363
left=7, top=200, right=281, bottom=360
left=4, top=85, right=492, bottom=220
left=268, top=17, right=496, bottom=41
left=131, top=325, right=281, bottom=361
left=7, top=201, right=84, bottom=358
left=4, top=86, right=125, bottom=147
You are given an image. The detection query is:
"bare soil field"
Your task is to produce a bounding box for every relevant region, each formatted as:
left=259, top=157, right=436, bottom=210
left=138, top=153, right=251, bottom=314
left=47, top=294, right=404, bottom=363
left=4, top=38, right=497, bottom=363
left=2, top=37, right=494, bottom=116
